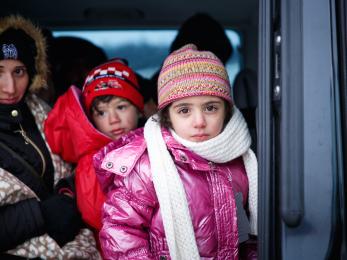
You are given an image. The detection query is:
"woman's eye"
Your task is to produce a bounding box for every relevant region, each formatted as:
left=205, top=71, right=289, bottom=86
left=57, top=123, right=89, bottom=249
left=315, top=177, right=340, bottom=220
left=14, top=68, right=26, bottom=76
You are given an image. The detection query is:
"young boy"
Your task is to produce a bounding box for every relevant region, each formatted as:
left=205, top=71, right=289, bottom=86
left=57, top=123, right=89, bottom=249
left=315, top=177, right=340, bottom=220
left=44, top=59, right=144, bottom=232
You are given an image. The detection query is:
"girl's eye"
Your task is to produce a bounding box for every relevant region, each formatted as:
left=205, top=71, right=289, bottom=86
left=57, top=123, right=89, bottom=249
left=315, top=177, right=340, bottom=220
left=178, top=107, right=190, bottom=114
left=205, top=104, right=218, bottom=112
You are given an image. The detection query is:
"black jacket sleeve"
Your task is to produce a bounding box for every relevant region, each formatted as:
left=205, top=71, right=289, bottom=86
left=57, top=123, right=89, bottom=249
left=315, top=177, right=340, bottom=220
left=0, top=198, right=45, bottom=252
left=54, top=174, right=76, bottom=195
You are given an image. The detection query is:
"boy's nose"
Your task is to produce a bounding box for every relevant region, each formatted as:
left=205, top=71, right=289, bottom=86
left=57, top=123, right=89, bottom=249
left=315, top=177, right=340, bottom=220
left=109, top=111, right=121, bottom=123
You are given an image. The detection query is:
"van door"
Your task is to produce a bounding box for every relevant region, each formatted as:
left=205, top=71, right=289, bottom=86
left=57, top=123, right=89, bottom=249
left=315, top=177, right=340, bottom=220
left=259, top=0, right=346, bottom=259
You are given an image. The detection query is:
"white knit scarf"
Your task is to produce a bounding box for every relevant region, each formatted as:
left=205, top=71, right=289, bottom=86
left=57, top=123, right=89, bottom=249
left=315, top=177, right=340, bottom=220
left=144, top=107, right=258, bottom=260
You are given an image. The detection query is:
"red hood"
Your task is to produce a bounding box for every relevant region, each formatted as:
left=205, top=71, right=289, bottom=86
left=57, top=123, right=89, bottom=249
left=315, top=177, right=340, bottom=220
left=44, top=86, right=112, bottom=163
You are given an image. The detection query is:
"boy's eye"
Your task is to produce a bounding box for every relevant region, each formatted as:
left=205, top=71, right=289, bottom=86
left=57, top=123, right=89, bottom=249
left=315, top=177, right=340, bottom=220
left=95, top=110, right=105, bottom=116
left=117, top=104, right=128, bottom=110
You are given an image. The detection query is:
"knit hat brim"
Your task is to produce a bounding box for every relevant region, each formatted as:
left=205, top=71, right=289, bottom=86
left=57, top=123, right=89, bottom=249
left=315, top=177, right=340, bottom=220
left=83, top=77, right=144, bottom=112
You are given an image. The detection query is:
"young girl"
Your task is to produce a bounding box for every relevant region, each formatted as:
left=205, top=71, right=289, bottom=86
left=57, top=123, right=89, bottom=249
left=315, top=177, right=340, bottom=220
left=94, top=44, right=257, bottom=259
left=44, top=59, right=144, bottom=232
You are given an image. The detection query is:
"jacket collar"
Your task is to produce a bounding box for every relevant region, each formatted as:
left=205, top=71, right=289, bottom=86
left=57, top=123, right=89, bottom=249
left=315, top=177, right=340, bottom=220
left=44, top=86, right=112, bottom=161
left=100, top=128, right=147, bottom=176
left=0, top=99, right=26, bottom=130
left=100, top=126, right=220, bottom=176
left=162, top=128, right=215, bottom=171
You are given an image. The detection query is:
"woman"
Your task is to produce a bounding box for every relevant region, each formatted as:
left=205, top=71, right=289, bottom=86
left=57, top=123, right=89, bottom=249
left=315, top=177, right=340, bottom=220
left=0, top=15, right=100, bottom=259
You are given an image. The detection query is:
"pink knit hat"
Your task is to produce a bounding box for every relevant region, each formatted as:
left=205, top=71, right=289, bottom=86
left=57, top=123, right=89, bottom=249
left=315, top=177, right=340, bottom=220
left=157, top=43, right=232, bottom=110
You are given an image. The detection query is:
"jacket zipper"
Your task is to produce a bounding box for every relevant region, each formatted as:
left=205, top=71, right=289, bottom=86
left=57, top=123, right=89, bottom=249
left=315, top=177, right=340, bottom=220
left=208, top=161, right=215, bottom=170
left=227, top=172, right=233, bottom=183
left=14, top=123, right=46, bottom=177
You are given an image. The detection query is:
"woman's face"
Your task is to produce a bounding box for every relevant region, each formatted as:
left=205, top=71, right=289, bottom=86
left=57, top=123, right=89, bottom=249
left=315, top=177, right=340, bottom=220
left=168, top=96, right=226, bottom=142
left=0, top=59, right=29, bottom=105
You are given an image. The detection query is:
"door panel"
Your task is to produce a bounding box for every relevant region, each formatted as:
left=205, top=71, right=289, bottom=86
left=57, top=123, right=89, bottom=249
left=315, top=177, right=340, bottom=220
left=259, top=0, right=344, bottom=259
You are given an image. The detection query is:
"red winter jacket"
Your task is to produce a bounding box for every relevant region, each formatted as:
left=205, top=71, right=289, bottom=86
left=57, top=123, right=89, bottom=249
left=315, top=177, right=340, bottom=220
left=44, top=86, right=111, bottom=230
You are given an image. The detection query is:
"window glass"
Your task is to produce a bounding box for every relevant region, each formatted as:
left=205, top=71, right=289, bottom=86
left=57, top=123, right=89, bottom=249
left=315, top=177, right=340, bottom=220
left=53, top=30, right=242, bottom=84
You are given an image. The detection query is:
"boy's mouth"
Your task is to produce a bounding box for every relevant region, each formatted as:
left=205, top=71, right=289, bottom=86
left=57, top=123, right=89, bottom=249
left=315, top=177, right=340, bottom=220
left=111, top=129, right=124, bottom=135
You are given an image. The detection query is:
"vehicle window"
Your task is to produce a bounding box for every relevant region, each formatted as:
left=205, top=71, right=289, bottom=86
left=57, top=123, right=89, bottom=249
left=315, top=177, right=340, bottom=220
left=53, top=29, right=242, bottom=83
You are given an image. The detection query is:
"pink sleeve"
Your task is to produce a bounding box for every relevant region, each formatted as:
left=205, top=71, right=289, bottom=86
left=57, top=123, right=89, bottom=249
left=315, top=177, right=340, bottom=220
left=99, top=186, right=154, bottom=259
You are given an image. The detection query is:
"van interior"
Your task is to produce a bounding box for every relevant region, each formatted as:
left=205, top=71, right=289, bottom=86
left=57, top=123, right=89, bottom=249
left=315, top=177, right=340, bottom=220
left=0, top=0, right=259, bottom=76
left=1, top=0, right=347, bottom=259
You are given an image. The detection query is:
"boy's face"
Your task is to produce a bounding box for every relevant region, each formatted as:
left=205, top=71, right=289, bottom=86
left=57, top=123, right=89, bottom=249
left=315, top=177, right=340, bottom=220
left=168, top=96, right=226, bottom=142
left=91, top=96, right=139, bottom=140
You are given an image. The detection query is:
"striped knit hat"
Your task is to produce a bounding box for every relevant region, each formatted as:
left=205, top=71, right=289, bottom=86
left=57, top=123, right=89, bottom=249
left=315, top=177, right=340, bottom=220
left=82, top=59, right=144, bottom=113
left=158, top=43, right=232, bottom=110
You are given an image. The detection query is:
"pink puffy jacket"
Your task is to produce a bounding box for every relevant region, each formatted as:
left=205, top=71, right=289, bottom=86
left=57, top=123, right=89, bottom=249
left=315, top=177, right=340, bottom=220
left=94, top=127, right=249, bottom=260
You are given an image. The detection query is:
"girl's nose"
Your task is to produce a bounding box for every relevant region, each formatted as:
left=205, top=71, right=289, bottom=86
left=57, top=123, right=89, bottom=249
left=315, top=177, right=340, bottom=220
left=193, top=111, right=207, bottom=128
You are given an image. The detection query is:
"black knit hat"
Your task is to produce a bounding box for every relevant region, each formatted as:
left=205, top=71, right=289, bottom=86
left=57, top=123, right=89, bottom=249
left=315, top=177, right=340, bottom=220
left=170, top=13, right=233, bottom=64
left=0, top=27, right=37, bottom=80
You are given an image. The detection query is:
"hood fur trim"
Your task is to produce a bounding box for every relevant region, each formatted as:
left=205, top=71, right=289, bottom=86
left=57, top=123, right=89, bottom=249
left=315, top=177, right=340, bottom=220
left=0, top=15, right=48, bottom=92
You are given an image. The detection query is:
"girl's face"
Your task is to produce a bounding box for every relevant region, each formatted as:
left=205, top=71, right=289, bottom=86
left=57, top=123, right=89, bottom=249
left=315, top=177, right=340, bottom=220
left=91, top=97, right=139, bottom=140
left=0, top=59, right=29, bottom=105
left=168, top=96, right=226, bottom=142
